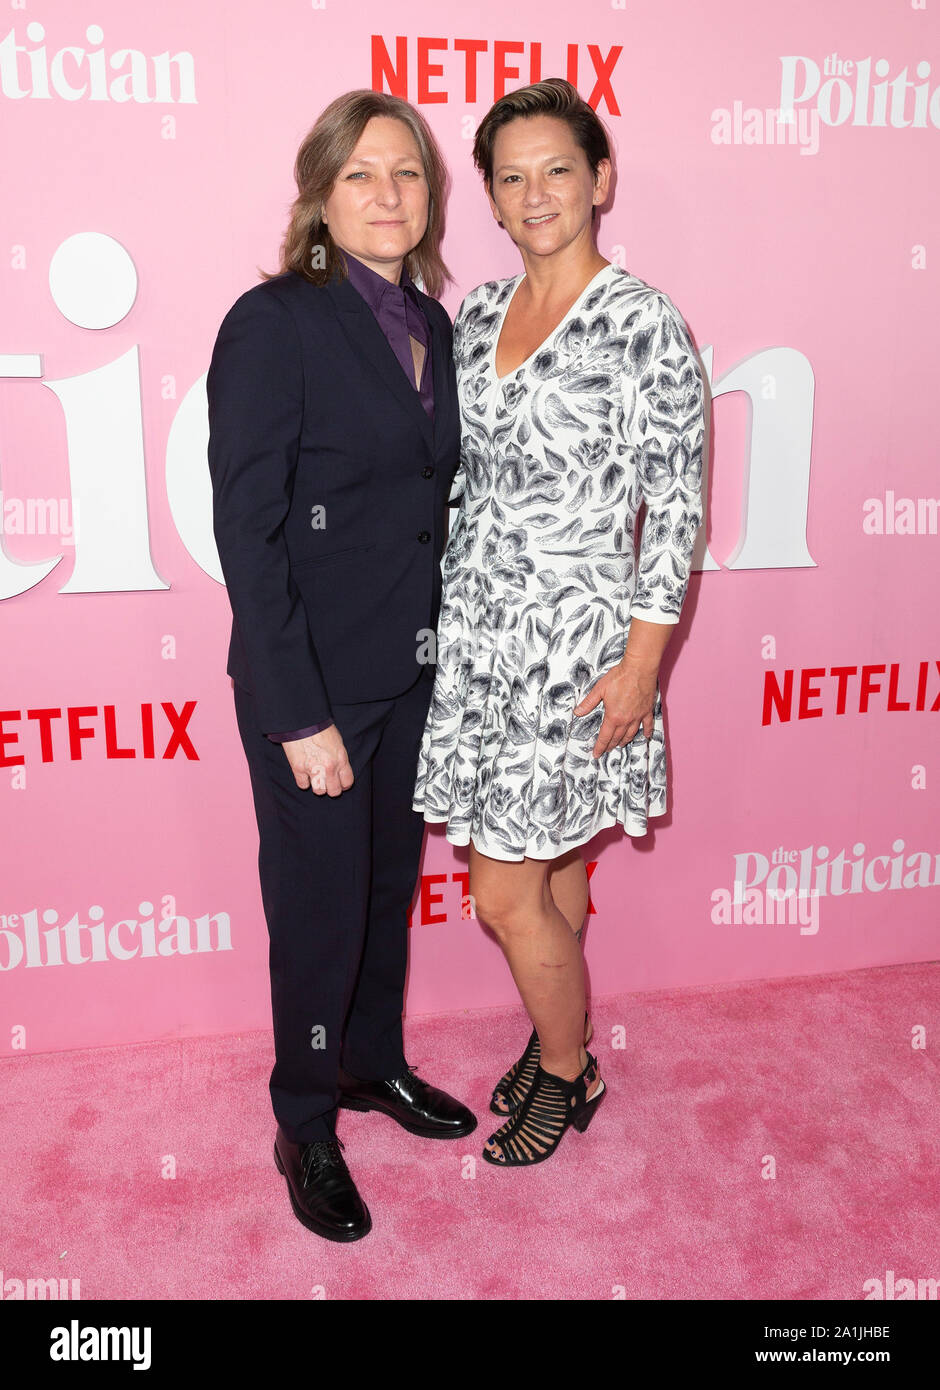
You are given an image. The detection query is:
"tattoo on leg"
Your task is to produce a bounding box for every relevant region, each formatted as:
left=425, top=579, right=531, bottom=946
left=575, top=925, right=583, bottom=944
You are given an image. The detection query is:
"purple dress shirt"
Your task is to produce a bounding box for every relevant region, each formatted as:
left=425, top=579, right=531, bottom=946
left=266, top=251, right=434, bottom=745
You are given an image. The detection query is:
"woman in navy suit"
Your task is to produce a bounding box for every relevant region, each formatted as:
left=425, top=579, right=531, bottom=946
left=207, top=91, right=475, bottom=1245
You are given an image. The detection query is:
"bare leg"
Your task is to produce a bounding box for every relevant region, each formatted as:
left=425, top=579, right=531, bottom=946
left=547, top=848, right=589, bottom=936
left=545, top=849, right=593, bottom=1040
left=491, top=849, right=593, bottom=1113
left=470, top=843, right=601, bottom=1158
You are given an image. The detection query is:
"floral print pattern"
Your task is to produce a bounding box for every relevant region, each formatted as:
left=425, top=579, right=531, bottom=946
left=412, top=264, right=705, bottom=861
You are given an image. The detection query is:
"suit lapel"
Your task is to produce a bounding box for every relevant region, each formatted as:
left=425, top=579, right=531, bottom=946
left=324, top=274, right=434, bottom=455
left=426, top=293, right=448, bottom=458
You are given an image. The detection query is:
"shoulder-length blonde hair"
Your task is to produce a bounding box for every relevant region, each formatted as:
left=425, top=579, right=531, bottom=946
left=262, top=89, right=452, bottom=299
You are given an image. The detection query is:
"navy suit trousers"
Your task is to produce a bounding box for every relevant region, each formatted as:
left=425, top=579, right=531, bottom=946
left=234, top=664, right=435, bottom=1144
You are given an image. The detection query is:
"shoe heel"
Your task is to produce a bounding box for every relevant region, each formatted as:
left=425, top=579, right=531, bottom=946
left=338, top=1095, right=371, bottom=1112
left=273, top=1143, right=285, bottom=1175
left=573, top=1078, right=606, bottom=1132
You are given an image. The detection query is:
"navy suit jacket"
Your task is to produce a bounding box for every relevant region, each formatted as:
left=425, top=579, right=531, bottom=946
left=206, top=267, right=460, bottom=732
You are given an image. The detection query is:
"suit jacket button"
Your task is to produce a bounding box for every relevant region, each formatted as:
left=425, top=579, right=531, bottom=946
left=417, top=530, right=430, bottom=543
left=422, top=466, right=434, bottom=478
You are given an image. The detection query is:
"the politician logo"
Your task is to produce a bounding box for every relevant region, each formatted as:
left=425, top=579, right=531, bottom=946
left=0, top=22, right=196, bottom=103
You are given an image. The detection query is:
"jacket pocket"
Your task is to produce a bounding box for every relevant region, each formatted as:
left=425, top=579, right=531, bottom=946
left=291, top=543, right=376, bottom=569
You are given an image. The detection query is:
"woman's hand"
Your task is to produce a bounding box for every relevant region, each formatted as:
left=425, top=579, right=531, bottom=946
left=281, top=726, right=355, bottom=796
left=573, top=654, right=658, bottom=758
left=573, top=618, right=674, bottom=759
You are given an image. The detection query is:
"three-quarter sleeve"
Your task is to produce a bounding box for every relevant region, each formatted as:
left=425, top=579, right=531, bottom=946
left=624, top=291, right=705, bottom=623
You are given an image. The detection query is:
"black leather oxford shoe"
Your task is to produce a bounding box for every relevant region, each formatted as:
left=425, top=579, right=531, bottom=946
left=273, top=1127, right=372, bottom=1241
left=337, top=1064, right=477, bottom=1139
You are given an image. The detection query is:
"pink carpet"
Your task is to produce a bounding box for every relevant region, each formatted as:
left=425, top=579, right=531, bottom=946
left=2, top=961, right=937, bottom=1300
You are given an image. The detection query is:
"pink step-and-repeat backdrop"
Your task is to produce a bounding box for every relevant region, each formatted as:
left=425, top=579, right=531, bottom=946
left=1, top=0, right=938, bottom=1053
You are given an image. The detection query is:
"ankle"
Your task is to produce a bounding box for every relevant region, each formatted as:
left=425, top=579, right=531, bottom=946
left=541, top=1045, right=593, bottom=1083
left=540, top=1053, right=581, bottom=1082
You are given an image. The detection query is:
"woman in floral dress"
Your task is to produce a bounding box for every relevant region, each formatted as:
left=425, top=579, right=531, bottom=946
left=412, top=79, right=706, bottom=1166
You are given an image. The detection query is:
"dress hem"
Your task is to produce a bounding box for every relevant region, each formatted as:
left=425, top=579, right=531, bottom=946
left=413, top=806, right=662, bottom=862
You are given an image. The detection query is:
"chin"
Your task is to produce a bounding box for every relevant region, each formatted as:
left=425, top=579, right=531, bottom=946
left=369, top=233, right=413, bottom=250
left=521, top=234, right=564, bottom=252
left=519, top=223, right=563, bottom=241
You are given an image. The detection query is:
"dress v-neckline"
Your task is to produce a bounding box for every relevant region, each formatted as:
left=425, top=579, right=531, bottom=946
left=491, top=262, right=615, bottom=382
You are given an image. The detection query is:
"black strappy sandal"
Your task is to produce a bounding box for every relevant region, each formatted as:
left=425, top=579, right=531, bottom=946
left=490, top=1011, right=592, bottom=1115
left=482, top=1050, right=605, bottom=1166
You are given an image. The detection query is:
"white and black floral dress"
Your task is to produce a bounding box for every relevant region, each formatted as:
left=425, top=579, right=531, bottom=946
left=412, top=262, right=705, bottom=862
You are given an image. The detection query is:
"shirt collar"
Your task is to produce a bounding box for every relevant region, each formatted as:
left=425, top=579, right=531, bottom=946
left=341, top=250, right=420, bottom=313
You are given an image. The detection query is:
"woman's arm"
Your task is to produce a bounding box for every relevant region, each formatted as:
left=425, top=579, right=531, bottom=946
left=207, top=287, right=334, bottom=734
left=617, top=291, right=706, bottom=704
left=626, top=289, right=706, bottom=632
left=574, top=290, right=706, bottom=756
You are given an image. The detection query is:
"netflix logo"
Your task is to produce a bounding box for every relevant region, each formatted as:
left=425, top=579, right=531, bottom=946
left=762, top=661, right=940, bottom=725
left=371, top=35, right=623, bottom=111
left=0, top=701, right=198, bottom=765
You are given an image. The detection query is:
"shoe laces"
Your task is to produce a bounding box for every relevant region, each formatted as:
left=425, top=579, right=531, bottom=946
left=389, top=1064, right=420, bottom=1086
left=301, top=1137, right=346, bottom=1185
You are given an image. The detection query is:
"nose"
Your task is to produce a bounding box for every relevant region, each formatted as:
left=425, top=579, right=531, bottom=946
left=522, top=177, right=549, bottom=209
left=374, top=174, right=403, bottom=209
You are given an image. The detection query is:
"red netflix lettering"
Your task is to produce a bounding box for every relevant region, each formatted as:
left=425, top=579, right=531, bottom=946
left=26, top=707, right=61, bottom=761
left=762, top=670, right=793, bottom=725
left=160, top=701, right=198, bottom=760
left=797, top=668, right=825, bottom=719
left=887, top=663, right=910, bottom=711
left=417, top=37, right=446, bottom=103
left=0, top=701, right=200, bottom=765
left=420, top=873, right=448, bottom=925
left=141, top=702, right=155, bottom=759
left=0, top=709, right=24, bottom=766
left=830, top=665, right=858, bottom=715
left=68, top=705, right=96, bottom=759
left=762, top=662, right=940, bottom=724
left=104, top=704, right=134, bottom=758
left=586, top=859, right=598, bottom=914
left=859, top=664, right=886, bottom=713
left=370, top=35, right=622, bottom=112
left=494, top=40, right=525, bottom=101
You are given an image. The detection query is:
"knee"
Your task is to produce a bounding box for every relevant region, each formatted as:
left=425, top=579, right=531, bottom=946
left=473, top=890, right=532, bottom=941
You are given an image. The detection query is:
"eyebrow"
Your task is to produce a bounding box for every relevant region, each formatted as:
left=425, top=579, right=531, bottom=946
left=345, top=154, right=423, bottom=165
left=493, top=154, right=573, bottom=175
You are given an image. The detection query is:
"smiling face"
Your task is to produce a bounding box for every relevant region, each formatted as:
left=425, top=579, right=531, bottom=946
left=321, top=115, right=430, bottom=281
left=486, top=114, right=610, bottom=261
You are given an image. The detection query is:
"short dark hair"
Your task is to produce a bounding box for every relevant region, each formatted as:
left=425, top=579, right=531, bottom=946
left=472, top=78, right=612, bottom=213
